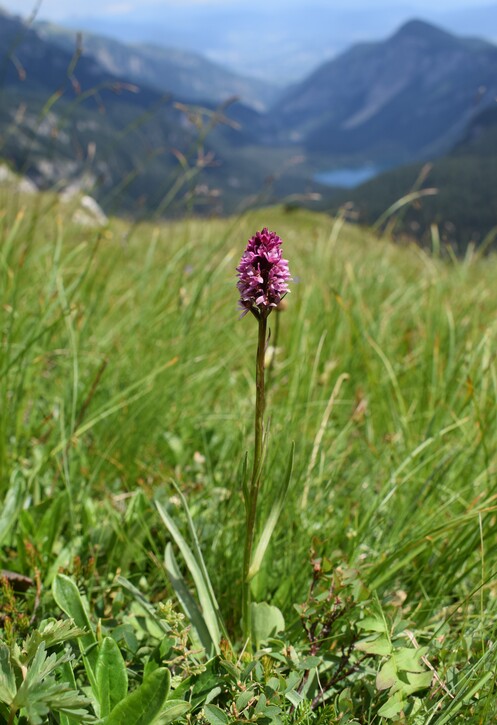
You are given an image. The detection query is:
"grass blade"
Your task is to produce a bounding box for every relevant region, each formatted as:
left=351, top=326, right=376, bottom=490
left=156, top=498, right=223, bottom=653
left=164, top=543, right=214, bottom=654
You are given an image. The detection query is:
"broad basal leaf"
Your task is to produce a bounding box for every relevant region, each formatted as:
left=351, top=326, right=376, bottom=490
left=104, top=667, right=170, bottom=725
left=96, top=637, right=128, bottom=717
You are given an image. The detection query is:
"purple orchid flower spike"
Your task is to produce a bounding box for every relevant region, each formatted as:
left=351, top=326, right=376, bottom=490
left=236, top=228, right=291, bottom=318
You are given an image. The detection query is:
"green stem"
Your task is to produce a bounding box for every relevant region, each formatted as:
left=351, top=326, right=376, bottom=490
left=265, top=307, right=280, bottom=393
left=242, top=313, right=267, bottom=644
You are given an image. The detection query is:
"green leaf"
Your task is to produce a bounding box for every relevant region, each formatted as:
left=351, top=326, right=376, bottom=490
left=282, top=671, right=301, bottom=693
left=19, top=643, right=60, bottom=690
left=265, top=676, right=280, bottom=695
left=104, top=667, right=170, bottom=725
left=52, top=574, right=98, bottom=691
left=10, top=644, right=91, bottom=723
left=235, top=688, right=254, bottom=711
left=156, top=699, right=191, bottom=723
left=377, top=647, right=432, bottom=698
left=376, top=658, right=398, bottom=691
left=393, top=647, right=428, bottom=673
left=400, top=670, right=432, bottom=696
left=377, top=691, right=406, bottom=719
left=23, top=619, right=86, bottom=664
left=219, top=659, right=240, bottom=679
left=264, top=704, right=283, bottom=720
left=172, top=656, right=220, bottom=706
left=57, top=660, right=81, bottom=725
left=356, top=634, right=392, bottom=656
left=248, top=443, right=294, bottom=581
left=21, top=679, right=92, bottom=725
left=0, top=644, right=16, bottom=705
left=96, top=637, right=128, bottom=717
left=164, top=543, right=214, bottom=654
left=254, top=693, right=267, bottom=714
left=250, top=602, right=285, bottom=648
left=156, top=495, right=225, bottom=654
left=0, top=472, right=24, bottom=545
left=203, top=704, right=229, bottom=725
left=356, top=616, right=388, bottom=633
left=462, top=670, right=495, bottom=704
left=205, top=686, right=223, bottom=704
left=285, top=689, right=304, bottom=708
left=162, top=484, right=227, bottom=643
left=297, top=656, right=321, bottom=670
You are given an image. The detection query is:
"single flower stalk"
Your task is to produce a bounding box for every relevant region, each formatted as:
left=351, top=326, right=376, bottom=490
left=237, top=228, right=291, bottom=644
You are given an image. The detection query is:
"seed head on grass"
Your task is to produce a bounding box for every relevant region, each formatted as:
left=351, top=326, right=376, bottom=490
left=236, top=228, right=291, bottom=318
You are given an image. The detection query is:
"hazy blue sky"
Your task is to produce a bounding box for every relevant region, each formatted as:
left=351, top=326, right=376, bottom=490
left=5, top=0, right=496, bottom=22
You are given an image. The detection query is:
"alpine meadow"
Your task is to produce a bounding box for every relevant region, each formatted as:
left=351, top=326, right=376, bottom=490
left=2, top=3, right=497, bottom=724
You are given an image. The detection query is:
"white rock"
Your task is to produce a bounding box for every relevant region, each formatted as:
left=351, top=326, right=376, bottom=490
left=0, top=164, right=15, bottom=183
left=17, top=177, right=38, bottom=194
left=72, top=195, right=108, bottom=227
left=0, top=164, right=38, bottom=194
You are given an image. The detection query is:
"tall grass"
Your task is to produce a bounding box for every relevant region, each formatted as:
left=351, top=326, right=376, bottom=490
left=1, top=184, right=497, bottom=720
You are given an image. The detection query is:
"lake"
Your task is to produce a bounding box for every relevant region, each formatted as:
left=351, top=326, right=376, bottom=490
left=314, top=165, right=382, bottom=189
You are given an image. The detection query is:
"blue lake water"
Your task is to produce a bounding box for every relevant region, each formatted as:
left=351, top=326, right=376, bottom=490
left=314, top=166, right=382, bottom=189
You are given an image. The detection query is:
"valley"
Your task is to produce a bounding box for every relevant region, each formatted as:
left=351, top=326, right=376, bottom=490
left=0, top=7, right=496, bottom=248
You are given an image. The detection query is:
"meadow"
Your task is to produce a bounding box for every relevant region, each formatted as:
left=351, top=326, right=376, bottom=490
left=1, top=183, right=497, bottom=723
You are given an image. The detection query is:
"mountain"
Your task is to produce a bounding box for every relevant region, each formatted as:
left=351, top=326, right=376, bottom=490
left=0, top=8, right=315, bottom=215
left=327, top=103, right=497, bottom=251
left=35, top=22, right=276, bottom=111
left=59, top=4, right=416, bottom=84
left=59, top=4, right=497, bottom=86
left=0, top=8, right=188, bottom=208
left=274, top=19, right=497, bottom=165
left=0, top=8, right=159, bottom=106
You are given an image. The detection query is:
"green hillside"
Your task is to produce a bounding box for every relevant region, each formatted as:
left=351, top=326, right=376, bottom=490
left=2, top=181, right=497, bottom=722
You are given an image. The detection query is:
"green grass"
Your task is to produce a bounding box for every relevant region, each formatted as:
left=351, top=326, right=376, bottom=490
left=2, top=184, right=497, bottom=722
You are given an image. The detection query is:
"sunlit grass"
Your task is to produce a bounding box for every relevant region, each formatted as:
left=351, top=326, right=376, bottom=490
left=2, top=185, right=497, bottom=720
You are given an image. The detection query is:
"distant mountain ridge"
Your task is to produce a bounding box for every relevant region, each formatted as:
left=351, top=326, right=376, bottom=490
left=0, top=8, right=157, bottom=106
left=54, top=3, right=497, bottom=85
left=35, top=22, right=276, bottom=111
left=0, top=8, right=287, bottom=214
left=275, top=19, right=497, bottom=164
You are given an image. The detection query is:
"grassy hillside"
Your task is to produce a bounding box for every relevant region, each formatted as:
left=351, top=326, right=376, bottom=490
left=2, top=184, right=497, bottom=722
